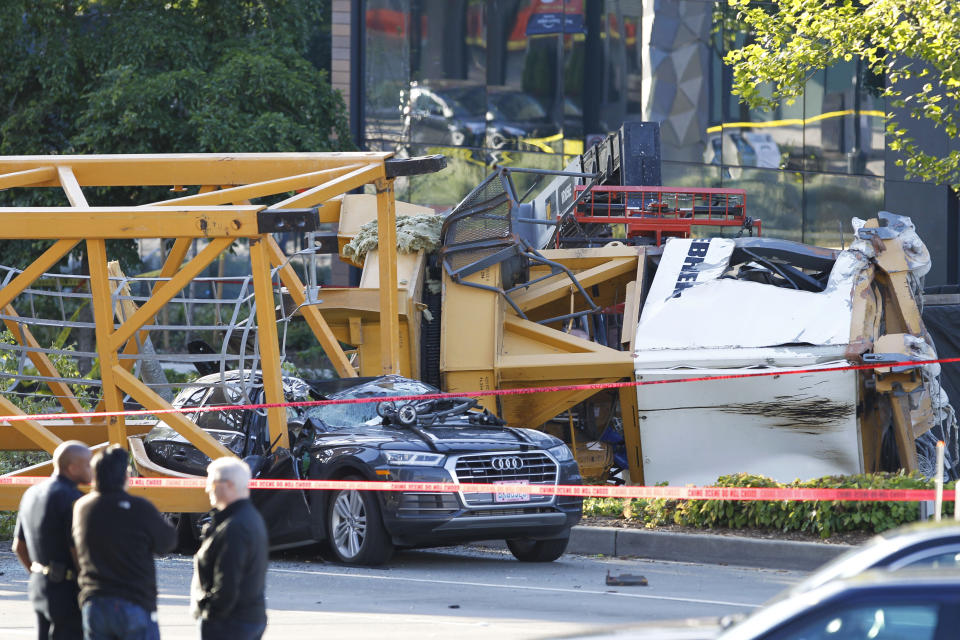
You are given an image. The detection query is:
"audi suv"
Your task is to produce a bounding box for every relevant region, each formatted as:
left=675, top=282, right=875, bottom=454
left=131, top=373, right=583, bottom=565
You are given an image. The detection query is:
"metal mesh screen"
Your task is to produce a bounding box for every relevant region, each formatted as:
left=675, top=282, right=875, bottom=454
left=0, top=240, right=329, bottom=414
left=444, top=175, right=512, bottom=247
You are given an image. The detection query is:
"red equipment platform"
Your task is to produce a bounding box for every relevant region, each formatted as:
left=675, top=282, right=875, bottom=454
left=573, top=185, right=761, bottom=246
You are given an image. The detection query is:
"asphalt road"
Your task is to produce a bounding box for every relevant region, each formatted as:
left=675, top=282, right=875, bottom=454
left=0, top=545, right=804, bottom=639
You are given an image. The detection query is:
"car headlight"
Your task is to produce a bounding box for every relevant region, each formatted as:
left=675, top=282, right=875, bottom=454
left=383, top=451, right=446, bottom=466
left=548, top=444, right=575, bottom=463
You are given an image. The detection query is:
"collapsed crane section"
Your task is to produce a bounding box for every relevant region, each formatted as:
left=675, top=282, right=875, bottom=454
left=435, top=122, right=959, bottom=484
left=0, top=152, right=448, bottom=510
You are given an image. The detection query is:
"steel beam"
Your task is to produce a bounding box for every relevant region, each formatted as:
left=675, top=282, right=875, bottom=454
left=375, top=178, right=401, bottom=374
left=57, top=166, right=87, bottom=207
left=618, top=385, right=644, bottom=484
left=145, top=165, right=363, bottom=208
left=0, top=421, right=154, bottom=450
left=0, top=166, right=56, bottom=190
left=265, top=236, right=357, bottom=378
left=87, top=239, right=127, bottom=448
left=249, top=238, right=289, bottom=449
left=109, top=238, right=232, bottom=351
left=113, top=366, right=231, bottom=461
left=0, top=396, right=63, bottom=453
left=2, top=307, right=89, bottom=420
left=0, top=484, right=210, bottom=512
left=511, top=258, right=636, bottom=313
left=272, top=164, right=386, bottom=210
left=500, top=380, right=621, bottom=430
left=0, top=153, right=391, bottom=187
left=0, top=206, right=265, bottom=239
left=0, top=239, right=78, bottom=310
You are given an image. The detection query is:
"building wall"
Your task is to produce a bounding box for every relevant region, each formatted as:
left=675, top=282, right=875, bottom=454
left=343, top=0, right=955, bottom=285
left=330, top=1, right=352, bottom=108
left=883, top=69, right=960, bottom=285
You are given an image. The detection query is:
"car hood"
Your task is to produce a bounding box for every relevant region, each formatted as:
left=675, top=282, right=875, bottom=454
left=147, top=421, right=561, bottom=455
left=315, top=424, right=561, bottom=453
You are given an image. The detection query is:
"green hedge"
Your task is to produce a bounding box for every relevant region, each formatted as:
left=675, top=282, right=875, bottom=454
left=583, top=472, right=956, bottom=538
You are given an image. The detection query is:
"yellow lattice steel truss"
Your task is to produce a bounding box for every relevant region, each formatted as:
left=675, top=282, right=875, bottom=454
left=0, top=153, right=409, bottom=509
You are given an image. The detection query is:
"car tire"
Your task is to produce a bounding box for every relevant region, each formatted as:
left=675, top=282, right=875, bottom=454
left=506, top=536, right=569, bottom=562
left=327, top=475, right=394, bottom=565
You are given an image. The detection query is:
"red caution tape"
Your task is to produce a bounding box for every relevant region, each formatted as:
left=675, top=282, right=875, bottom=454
left=0, top=476, right=954, bottom=502
left=3, top=356, right=960, bottom=424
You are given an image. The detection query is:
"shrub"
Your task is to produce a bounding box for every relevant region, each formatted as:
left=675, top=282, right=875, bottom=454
left=583, top=472, right=953, bottom=538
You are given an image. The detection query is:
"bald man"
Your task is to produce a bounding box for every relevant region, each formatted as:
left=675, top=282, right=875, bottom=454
left=13, top=441, right=92, bottom=640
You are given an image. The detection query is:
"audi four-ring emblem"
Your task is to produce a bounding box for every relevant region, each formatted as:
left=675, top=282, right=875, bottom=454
left=491, top=456, right=523, bottom=471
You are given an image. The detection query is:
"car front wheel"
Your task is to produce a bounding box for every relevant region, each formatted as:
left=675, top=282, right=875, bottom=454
left=327, top=476, right=394, bottom=565
left=506, top=536, right=569, bottom=562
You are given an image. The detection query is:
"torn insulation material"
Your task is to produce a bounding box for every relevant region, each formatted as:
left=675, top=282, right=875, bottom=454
left=342, top=214, right=444, bottom=264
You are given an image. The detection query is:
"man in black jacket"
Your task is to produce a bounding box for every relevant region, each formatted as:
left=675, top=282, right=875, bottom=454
left=191, top=457, right=268, bottom=640
left=12, top=440, right=92, bottom=640
left=72, top=445, right=176, bottom=640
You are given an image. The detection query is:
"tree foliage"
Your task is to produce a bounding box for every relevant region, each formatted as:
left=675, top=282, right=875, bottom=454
left=726, top=0, right=960, bottom=188
left=0, top=0, right=349, bottom=156
left=0, top=0, right=350, bottom=267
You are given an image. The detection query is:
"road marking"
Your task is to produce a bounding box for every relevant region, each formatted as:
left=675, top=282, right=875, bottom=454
left=268, top=567, right=761, bottom=608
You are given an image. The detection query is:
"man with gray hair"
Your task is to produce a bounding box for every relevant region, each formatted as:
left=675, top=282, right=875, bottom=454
left=13, top=440, right=92, bottom=639
left=191, top=457, right=268, bottom=640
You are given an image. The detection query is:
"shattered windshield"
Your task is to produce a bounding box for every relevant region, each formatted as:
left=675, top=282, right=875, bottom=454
left=305, top=377, right=437, bottom=429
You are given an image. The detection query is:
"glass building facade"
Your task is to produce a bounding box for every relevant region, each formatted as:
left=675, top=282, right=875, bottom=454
left=353, top=0, right=954, bottom=282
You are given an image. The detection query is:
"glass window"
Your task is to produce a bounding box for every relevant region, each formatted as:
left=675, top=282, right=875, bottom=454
left=365, top=0, right=412, bottom=148
left=487, top=0, right=563, bottom=154
left=899, top=549, right=960, bottom=570
left=174, top=382, right=247, bottom=432
left=767, top=604, right=939, bottom=640
left=803, top=62, right=885, bottom=177
left=713, top=2, right=801, bottom=172
left=620, top=1, right=642, bottom=123
left=804, top=173, right=884, bottom=247
left=721, top=167, right=803, bottom=243
left=491, top=91, right=548, bottom=121
left=407, top=1, right=487, bottom=149
left=662, top=160, right=723, bottom=190
left=398, top=143, right=489, bottom=208
left=490, top=149, right=564, bottom=198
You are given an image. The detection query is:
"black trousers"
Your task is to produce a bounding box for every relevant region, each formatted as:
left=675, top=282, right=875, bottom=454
left=29, top=574, right=82, bottom=640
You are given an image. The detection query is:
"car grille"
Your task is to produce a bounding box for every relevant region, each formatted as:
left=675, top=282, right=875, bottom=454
left=460, top=507, right=555, bottom=517
left=453, top=452, right=557, bottom=507
left=396, top=492, right=460, bottom=517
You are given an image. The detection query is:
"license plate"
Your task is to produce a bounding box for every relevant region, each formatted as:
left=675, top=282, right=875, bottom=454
left=494, top=480, right=530, bottom=503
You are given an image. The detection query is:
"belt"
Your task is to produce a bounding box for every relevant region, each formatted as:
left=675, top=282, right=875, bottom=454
left=30, top=561, right=75, bottom=582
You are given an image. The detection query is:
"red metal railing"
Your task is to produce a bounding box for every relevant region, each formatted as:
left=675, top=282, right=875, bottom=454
left=573, top=185, right=760, bottom=246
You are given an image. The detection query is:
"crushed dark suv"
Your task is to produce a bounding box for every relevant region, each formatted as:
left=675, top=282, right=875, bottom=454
left=131, top=372, right=583, bottom=565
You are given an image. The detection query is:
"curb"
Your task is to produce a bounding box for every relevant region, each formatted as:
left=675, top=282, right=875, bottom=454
left=476, top=526, right=855, bottom=571
left=566, top=526, right=854, bottom=571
